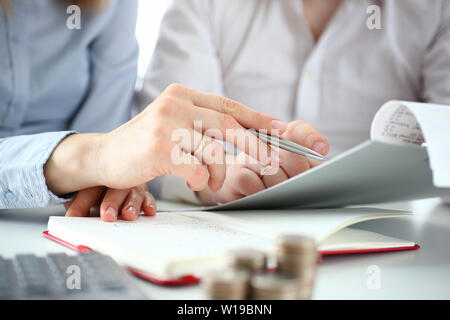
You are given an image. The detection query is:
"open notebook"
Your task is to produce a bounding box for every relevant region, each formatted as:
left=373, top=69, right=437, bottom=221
left=45, top=208, right=418, bottom=285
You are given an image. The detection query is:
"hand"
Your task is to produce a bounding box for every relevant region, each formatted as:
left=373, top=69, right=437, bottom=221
left=44, top=84, right=284, bottom=196
left=197, top=120, right=329, bottom=204
left=64, top=184, right=156, bottom=222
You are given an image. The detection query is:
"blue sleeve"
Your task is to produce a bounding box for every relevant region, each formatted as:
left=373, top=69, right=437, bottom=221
left=0, top=131, right=76, bottom=209
left=69, top=0, right=139, bottom=133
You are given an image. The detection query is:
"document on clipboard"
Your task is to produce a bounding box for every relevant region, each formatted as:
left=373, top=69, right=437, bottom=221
left=191, top=100, right=450, bottom=211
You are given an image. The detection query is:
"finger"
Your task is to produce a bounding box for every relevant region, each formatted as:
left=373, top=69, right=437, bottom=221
left=261, top=166, right=289, bottom=188
left=142, top=191, right=157, bottom=216
left=166, top=144, right=210, bottom=191
left=65, top=186, right=105, bottom=217
left=276, top=121, right=329, bottom=176
left=189, top=106, right=280, bottom=166
left=100, top=189, right=130, bottom=222
left=283, top=120, right=329, bottom=156
left=235, top=167, right=266, bottom=196
left=215, top=187, right=245, bottom=204
left=279, top=148, right=312, bottom=178
left=165, top=84, right=287, bottom=134
left=121, top=188, right=144, bottom=221
left=64, top=200, right=73, bottom=210
left=235, top=152, right=289, bottom=188
left=180, top=130, right=226, bottom=192
left=196, top=139, right=226, bottom=192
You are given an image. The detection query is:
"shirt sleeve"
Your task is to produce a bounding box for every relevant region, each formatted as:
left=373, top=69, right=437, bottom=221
left=69, top=0, right=139, bottom=133
left=422, top=1, right=450, bottom=105
left=0, top=131, right=76, bottom=209
left=139, top=0, right=223, bottom=203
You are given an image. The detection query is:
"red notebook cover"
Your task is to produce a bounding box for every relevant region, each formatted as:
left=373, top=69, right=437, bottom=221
left=43, top=231, right=420, bottom=286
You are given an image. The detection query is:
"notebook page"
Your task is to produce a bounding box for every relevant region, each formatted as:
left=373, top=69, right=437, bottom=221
left=319, top=228, right=415, bottom=251
left=371, top=100, right=450, bottom=187
left=48, top=213, right=273, bottom=278
left=213, top=208, right=411, bottom=242
left=48, top=209, right=410, bottom=277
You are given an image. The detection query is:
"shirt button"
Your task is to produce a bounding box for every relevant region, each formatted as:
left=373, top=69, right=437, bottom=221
left=4, top=191, right=18, bottom=204
left=305, top=70, right=314, bottom=79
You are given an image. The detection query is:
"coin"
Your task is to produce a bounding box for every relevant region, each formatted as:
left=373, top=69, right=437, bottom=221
left=275, top=234, right=318, bottom=299
left=297, top=285, right=314, bottom=300
left=203, top=234, right=319, bottom=300
left=276, top=234, right=318, bottom=277
left=275, top=234, right=316, bottom=254
left=250, top=273, right=299, bottom=300
left=277, top=251, right=318, bottom=267
left=201, top=269, right=250, bottom=300
left=228, top=248, right=267, bottom=275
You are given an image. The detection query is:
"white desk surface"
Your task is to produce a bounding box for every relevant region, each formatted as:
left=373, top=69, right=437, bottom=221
left=1, top=198, right=450, bottom=300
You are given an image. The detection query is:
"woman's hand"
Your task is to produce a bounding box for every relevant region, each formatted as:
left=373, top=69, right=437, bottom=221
left=197, top=120, right=329, bottom=204
left=44, top=84, right=284, bottom=197
left=64, top=183, right=156, bottom=222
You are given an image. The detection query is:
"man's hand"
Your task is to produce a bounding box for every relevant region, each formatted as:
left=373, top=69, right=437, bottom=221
left=64, top=184, right=156, bottom=222
left=44, top=84, right=284, bottom=197
left=198, top=120, right=329, bottom=204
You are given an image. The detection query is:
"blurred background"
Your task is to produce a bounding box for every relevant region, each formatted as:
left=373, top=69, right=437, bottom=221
left=135, top=0, right=171, bottom=82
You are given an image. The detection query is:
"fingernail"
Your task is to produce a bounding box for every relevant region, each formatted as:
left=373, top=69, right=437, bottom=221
left=105, top=207, right=116, bottom=221
left=313, top=142, right=326, bottom=154
left=126, top=205, right=137, bottom=217
left=271, top=120, right=288, bottom=132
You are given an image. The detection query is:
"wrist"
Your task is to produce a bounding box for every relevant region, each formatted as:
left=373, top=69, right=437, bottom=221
left=44, top=133, right=105, bottom=195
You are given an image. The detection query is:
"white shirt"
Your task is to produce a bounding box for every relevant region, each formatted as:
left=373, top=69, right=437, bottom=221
left=140, top=0, right=450, bottom=202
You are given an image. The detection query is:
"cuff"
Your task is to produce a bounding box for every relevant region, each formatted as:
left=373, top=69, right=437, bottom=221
left=0, top=131, right=77, bottom=209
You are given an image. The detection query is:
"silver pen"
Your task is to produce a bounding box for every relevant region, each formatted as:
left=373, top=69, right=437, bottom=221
left=248, top=129, right=327, bottom=162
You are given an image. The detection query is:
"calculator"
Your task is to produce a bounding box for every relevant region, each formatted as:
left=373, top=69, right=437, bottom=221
left=0, top=251, right=147, bottom=300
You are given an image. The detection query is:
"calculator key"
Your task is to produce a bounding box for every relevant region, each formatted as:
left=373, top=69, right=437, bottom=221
left=0, top=257, right=13, bottom=299
left=15, top=254, right=50, bottom=296
left=79, top=252, right=125, bottom=290
left=3, top=253, right=146, bottom=300
left=47, top=253, right=88, bottom=293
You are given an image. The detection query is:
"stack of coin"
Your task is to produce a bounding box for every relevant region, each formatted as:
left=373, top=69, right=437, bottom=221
left=250, top=274, right=299, bottom=300
left=275, top=234, right=318, bottom=299
left=201, top=269, right=250, bottom=300
left=228, top=248, right=267, bottom=275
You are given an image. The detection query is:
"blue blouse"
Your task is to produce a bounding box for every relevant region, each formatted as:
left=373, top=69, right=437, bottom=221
left=0, top=0, right=139, bottom=208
